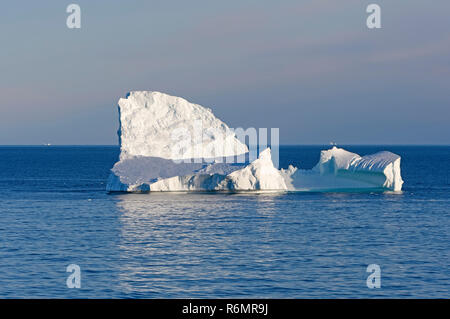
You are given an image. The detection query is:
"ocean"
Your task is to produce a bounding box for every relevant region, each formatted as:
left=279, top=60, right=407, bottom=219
left=0, top=145, right=449, bottom=298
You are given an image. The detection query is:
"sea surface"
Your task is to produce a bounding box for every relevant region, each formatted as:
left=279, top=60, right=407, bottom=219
left=0, top=145, right=449, bottom=298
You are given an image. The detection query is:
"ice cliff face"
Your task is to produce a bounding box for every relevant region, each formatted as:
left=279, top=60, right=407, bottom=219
left=107, top=91, right=403, bottom=193
left=118, top=91, right=248, bottom=160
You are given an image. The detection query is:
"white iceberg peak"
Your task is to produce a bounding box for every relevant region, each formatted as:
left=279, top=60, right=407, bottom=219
left=314, top=146, right=361, bottom=174
left=218, top=148, right=287, bottom=191
left=118, top=91, right=248, bottom=161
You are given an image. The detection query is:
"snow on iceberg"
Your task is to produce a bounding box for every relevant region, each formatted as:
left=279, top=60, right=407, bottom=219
left=106, top=91, right=403, bottom=193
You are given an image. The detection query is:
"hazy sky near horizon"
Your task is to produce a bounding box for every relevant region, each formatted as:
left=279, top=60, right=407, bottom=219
left=0, top=0, right=449, bottom=145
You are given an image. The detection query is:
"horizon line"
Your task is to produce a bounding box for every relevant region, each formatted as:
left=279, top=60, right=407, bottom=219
left=0, top=144, right=449, bottom=147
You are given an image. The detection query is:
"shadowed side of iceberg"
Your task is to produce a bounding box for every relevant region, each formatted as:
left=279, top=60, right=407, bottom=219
left=107, top=148, right=287, bottom=192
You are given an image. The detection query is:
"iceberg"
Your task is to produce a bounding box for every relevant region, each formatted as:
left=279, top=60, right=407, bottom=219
left=106, top=91, right=403, bottom=193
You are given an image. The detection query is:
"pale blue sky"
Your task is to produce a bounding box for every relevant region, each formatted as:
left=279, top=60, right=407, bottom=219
left=0, top=0, right=449, bottom=144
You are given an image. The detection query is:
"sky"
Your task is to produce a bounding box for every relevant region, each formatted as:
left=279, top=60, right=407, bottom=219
left=0, top=0, right=449, bottom=145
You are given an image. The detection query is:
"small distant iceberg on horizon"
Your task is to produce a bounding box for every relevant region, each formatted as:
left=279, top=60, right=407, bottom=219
left=106, top=91, right=403, bottom=193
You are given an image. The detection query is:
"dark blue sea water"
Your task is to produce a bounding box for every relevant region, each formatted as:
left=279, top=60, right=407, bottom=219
left=0, top=146, right=449, bottom=298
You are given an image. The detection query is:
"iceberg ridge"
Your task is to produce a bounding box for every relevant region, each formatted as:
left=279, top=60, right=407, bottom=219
left=281, top=147, right=403, bottom=192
